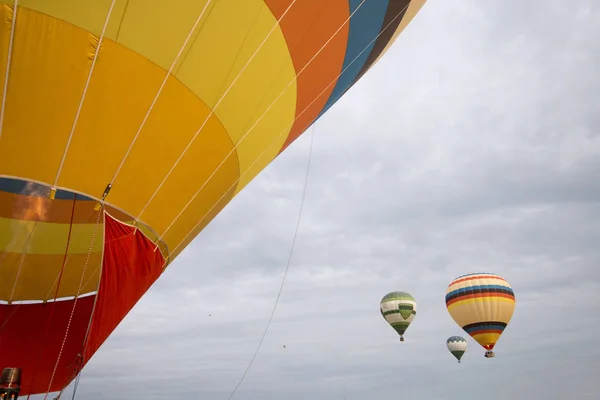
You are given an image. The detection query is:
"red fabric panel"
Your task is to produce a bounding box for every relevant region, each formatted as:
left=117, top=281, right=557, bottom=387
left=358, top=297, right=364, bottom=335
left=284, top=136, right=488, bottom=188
left=83, top=213, right=165, bottom=362
left=0, top=296, right=95, bottom=395
left=0, top=213, right=165, bottom=396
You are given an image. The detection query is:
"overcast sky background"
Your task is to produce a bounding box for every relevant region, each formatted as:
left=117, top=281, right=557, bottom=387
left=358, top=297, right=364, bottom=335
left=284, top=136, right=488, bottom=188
left=44, top=0, right=600, bottom=399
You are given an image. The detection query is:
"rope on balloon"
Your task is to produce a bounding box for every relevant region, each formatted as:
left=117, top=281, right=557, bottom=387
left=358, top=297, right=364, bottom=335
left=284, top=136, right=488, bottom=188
left=108, top=0, right=217, bottom=184
left=0, top=0, right=18, bottom=139
left=0, top=0, right=23, bottom=308
left=53, top=0, right=118, bottom=188
left=0, top=221, right=39, bottom=332
left=41, top=207, right=104, bottom=400
left=44, top=209, right=104, bottom=400
left=65, top=224, right=172, bottom=400
left=221, top=3, right=414, bottom=397
left=19, top=195, right=85, bottom=400
left=131, top=0, right=302, bottom=221
left=226, top=122, right=315, bottom=400
left=105, top=0, right=302, bottom=220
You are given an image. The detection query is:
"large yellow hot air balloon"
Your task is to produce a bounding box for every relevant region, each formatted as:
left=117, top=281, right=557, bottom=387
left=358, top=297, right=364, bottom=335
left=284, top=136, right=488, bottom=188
left=445, top=273, right=516, bottom=358
left=0, top=0, right=428, bottom=396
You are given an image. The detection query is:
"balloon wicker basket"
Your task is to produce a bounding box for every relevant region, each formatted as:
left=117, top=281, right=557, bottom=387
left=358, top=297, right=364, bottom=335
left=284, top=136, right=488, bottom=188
left=0, top=368, right=21, bottom=399
left=484, top=351, right=495, bottom=358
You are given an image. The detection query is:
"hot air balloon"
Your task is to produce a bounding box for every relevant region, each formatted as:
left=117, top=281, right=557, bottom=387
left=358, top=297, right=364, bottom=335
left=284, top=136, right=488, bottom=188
left=380, top=291, right=416, bottom=342
left=0, top=0, right=428, bottom=397
left=445, top=273, right=516, bottom=358
left=446, top=336, right=467, bottom=363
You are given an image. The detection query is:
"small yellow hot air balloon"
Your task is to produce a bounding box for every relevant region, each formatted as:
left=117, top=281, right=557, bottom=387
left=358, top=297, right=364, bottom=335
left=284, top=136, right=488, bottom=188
left=445, top=273, right=515, bottom=358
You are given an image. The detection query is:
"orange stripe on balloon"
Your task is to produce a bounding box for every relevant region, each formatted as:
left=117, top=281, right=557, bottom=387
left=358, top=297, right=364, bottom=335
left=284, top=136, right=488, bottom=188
left=265, top=0, right=349, bottom=153
left=0, top=191, right=92, bottom=224
left=0, top=190, right=133, bottom=224
left=450, top=275, right=508, bottom=286
left=470, top=329, right=504, bottom=336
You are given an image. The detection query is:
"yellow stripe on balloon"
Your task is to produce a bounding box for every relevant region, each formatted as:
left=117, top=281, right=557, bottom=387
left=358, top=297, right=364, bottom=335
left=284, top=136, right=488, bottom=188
left=0, top=251, right=101, bottom=301
left=0, top=7, right=96, bottom=183
left=106, top=0, right=214, bottom=71
left=0, top=0, right=213, bottom=68
left=446, top=277, right=510, bottom=293
left=471, top=333, right=501, bottom=347
left=173, top=0, right=297, bottom=193
left=447, top=296, right=516, bottom=309
left=447, top=298, right=515, bottom=327
left=0, top=0, right=119, bottom=37
left=0, top=217, right=102, bottom=255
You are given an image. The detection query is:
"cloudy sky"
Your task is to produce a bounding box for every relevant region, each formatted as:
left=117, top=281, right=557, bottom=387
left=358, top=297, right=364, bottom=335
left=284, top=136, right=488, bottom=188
left=46, top=0, right=600, bottom=399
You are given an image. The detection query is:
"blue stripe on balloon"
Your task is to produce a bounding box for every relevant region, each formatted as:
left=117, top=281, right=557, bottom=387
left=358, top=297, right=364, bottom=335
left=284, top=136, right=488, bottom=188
left=463, top=323, right=506, bottom=334
left=0, top=177, right=93, bottom=201
left=446, top=285, right=514, bottom=299
left=317, top=0, right=390, bottom=118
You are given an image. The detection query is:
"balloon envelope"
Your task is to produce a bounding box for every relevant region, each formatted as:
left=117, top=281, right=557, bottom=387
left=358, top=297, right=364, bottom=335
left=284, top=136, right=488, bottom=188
left=445, top=273, right=516, bottom=355
left=0, top=0, right=428, bottom=395
left=446, top=336, right=467, bottom=363
left=380, top=291, right=417, bottom=341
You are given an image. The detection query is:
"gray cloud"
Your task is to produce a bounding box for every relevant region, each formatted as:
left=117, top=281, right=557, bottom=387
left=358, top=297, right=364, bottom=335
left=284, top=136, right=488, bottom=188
left=38, top=0, right=600, bottom=399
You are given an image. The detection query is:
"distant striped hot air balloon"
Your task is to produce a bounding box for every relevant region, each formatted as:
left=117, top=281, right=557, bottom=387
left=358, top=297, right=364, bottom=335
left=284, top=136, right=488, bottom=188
left=446, top=336, right=467, bottom=363
left=380, top=291, right=417, bottom=342
left=445, top=273, right=516, bottom=358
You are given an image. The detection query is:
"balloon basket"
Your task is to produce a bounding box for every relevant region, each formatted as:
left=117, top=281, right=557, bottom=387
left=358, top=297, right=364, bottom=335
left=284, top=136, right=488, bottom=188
left=484, top=351, right=495, bottom=358
left=399, top=336, right=404, bottom=342
left=0, top=367, right=22, bottom=399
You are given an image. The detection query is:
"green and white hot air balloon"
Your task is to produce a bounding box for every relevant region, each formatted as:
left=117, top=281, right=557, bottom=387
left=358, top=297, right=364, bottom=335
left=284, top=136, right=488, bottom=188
left=380, top=292, right=417, bottom=342
left=446, top=336, right=467, bottom=363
